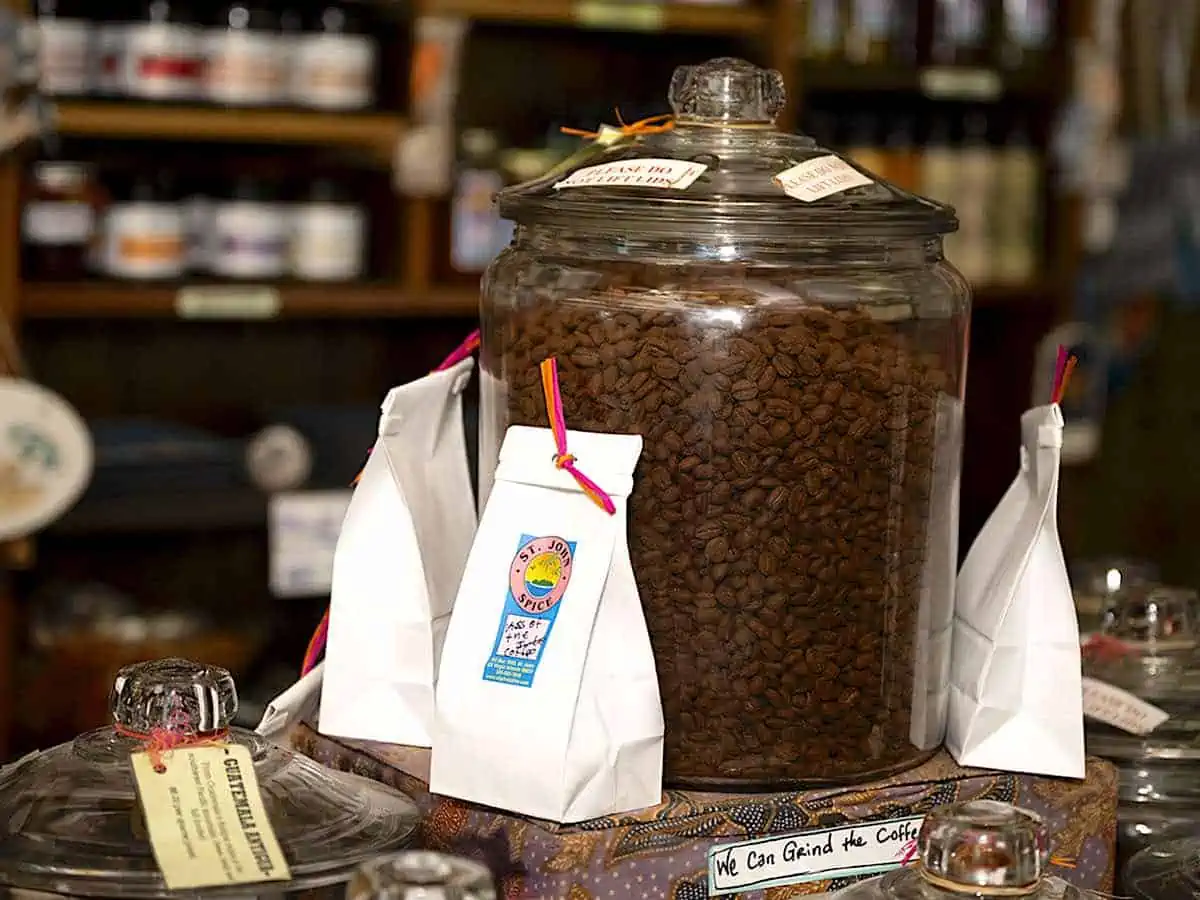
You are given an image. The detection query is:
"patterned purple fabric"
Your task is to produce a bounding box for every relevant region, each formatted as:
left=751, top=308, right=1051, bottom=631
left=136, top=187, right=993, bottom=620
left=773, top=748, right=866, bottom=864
left=289, top=723, right=1117, bottom=900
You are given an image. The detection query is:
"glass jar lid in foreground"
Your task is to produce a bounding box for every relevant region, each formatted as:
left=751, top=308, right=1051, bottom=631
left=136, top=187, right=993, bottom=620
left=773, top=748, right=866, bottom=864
left=347, top=852, right=497, bottom=900
left=0, top=658, right=420, bottom=898
left=1125, top=838, right=1200, bottom=900
left=835, top=801, right=1095, bottom=900
left=498, top=56, right=956, bottom=241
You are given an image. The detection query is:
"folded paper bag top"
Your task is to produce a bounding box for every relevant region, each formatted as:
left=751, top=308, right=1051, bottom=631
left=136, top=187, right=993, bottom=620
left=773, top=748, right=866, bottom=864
left=946, top=402, right=1085, bottom=779
left=318, top=356, right=478, bottom=749
left=431, top=424, right=664, bottom=824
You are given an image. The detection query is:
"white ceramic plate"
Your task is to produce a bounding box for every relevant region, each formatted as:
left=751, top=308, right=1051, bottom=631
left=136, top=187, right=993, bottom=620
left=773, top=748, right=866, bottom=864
left=0, top=377, right=93, bottom=541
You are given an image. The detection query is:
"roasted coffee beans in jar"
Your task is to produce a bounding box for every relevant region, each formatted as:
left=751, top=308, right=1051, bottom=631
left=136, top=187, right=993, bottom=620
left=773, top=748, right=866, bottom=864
left=479, top=58, right=971, bottom=788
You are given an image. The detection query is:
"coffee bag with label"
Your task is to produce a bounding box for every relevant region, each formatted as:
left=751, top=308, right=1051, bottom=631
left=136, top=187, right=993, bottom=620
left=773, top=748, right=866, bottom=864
left=431, top=424, right=663, bottom=823
left=318, top=357, right=477, bottom=748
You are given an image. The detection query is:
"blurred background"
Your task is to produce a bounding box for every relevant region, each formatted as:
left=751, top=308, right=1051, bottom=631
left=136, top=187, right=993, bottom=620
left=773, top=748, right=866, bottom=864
left=0, top=0, right=1190, bottom=758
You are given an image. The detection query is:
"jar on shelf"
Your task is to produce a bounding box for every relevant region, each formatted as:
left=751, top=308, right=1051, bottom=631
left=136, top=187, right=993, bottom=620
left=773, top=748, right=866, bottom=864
left=203, top=0, right=285, bottom=106
left=290, top=177, right=366, bottom=282
left=101, top=172, right=186, bottom=280
left=0, top=658, right=420, bottom=898
left=348, top=852, right=497, bottom=900
left=1071, top=557, right=1159, bottom=640
left=835, top=801, right=1103, bottom=900
left=480, top=57, right=970, bottom=788
left=93, top=2, right=134, bottom=96
left=35, top=0, right=92, bottom=96
left=123, top=0, right=202, bottom=100
left=1083, top=583, right=1200, bottom=875
left=22, top=159, right=100, bottom=280
left=290, top=4, right=376, bottom=111
left=208, top=175, right=289, bottom=279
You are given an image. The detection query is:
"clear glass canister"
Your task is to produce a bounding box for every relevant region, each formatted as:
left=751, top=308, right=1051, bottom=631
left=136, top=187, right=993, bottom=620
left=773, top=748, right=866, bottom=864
left=1083, top=584, right=1200, bottom=874
left=1071, top=557, right=1159, bottom=640
left=347, top=852, right=497, bottom=900
left=0, top=657, right=420, bottom=898
left=1125, top=838, right=1200, bottom=900
left=479, top=57, right=970, bottom=787
left=835, top=801, right=1100, bottom=900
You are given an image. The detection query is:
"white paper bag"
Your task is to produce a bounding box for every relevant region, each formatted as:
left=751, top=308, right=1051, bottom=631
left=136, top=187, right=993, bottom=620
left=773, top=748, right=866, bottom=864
left=431, top=425, right=663, bottom=823
left=946, top=403, right=1086, bottom=778
left=318, top=357, right=477, bottom=748
left=256, top=663, right=324, bottom=743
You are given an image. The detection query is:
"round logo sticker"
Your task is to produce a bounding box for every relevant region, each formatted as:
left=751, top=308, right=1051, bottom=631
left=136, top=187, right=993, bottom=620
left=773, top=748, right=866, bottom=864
left=509, top=536, right=573, bottom=614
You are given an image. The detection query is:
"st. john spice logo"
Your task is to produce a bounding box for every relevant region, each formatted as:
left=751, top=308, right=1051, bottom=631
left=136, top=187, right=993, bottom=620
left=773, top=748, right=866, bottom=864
left=509, top=536, right=573, bottom=614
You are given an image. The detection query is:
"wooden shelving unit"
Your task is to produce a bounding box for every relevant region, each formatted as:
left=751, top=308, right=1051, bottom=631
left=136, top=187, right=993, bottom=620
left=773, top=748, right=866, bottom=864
left=54, top=101, right=405, bottom=162
left=416, top=0, right=767, bottom=34
left=22, top=282, right=478, bottom=318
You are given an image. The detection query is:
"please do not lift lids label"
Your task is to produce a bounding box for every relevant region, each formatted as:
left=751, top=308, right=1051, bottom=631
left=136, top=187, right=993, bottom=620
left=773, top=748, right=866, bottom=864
left=131, top=744, right=292, bottom=890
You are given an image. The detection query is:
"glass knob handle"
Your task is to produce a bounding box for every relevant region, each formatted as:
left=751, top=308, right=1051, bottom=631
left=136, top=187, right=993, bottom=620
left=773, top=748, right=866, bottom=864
left=111, top=658, right=238, bottom=735
left=920, top=800, right=1049, bottom=890
left=668, top=57, right=786, bottom=126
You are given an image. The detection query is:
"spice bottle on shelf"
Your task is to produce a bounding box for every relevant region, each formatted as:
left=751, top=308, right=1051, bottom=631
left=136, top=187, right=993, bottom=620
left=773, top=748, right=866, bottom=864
left=1001, top=0, right=1054, bottom=70
left=955, top=113, right=996, bottom=284
left=451, top=128, right=505, bottom=274
left=181, top=181, right=212, bottom=273
left=204, top=1, right=284, bottom=106
left=208, top=175, right=289, bottom=279
left=123, top=0, right=202, bottom=100
left=845, top=0, right=895, bottom=65
left=35, top=0, right=92, bottom=96
left=101, top=172, right=186, bottom=280
left=993, top=117, right=1040, bottom=284
left=800, top=0, right=845, bottom=63
left=22, top=160, right=101, bottom=280
left=931, top=0, right=992, bottom=67
left=291, top=177, right=366, bottom=282
left=290, top=4, right=376, bottom=111
left=93, top=1, right=133, bottom=96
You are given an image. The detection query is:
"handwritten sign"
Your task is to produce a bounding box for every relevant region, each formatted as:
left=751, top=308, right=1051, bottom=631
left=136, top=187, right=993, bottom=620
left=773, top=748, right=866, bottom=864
left=707, top=815, right=924, bottom=896
left=132, top=745, right=290, bottom=890
left=1082, top=676, right=1170, bottom=735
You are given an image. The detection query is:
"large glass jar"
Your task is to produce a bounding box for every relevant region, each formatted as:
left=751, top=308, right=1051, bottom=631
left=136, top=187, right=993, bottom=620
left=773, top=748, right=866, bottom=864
left=1084, top=584, right=1200, bottom=877
left=835, top=801, right=1101, bottom=900
left=479, top=57, right=970, bottom=787
left=0, top=658, right=420, bottom=898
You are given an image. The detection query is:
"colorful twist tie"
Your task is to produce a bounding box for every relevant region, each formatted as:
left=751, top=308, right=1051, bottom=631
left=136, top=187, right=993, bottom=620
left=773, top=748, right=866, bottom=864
left=540, top=357, right=615, bottom=515
left=115, top=720, right=228, bottom=774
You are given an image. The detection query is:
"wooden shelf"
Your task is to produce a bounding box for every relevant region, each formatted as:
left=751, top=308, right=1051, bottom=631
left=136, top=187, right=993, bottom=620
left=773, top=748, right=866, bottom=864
left=800, top=63, right=1053, bottom=101
left=53, top=101, right=405, bottom=160
left=21, top=282, right=479, bottom=319
left=51, top=488, right=269, bottom=536
left=416, top=0, right=767, bottom=34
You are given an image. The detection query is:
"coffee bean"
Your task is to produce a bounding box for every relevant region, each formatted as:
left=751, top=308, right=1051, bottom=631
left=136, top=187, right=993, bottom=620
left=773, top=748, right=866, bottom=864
left=490, top=281, right=949, bottom=785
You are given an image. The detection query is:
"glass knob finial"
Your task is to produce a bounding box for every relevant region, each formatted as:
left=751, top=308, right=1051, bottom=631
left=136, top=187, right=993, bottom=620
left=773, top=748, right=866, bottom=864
left=920, top=801, right=1049, bottom=891
left=347, top=851, right=498, bottom=900
left=669, top=57, right=785, bottom=125
left=110, top=658, right=237, bottom=734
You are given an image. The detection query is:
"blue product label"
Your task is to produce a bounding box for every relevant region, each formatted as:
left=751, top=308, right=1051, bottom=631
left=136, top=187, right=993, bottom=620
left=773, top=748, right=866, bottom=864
left=482, top=534, right=577, bottom=688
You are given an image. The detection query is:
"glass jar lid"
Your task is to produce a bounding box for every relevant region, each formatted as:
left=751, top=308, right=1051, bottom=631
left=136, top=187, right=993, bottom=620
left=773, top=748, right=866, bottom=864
left=0, top=658, right=420, bottom=898
left=1086, top=584, right=1200, bottom=702
left=1125, top=837, right=1200, bottom=900
left=347, top=852, right=498, bottom=900
left=919, top=801, right=1048, bottom=891
left=497, top=57, right=956, bottom=240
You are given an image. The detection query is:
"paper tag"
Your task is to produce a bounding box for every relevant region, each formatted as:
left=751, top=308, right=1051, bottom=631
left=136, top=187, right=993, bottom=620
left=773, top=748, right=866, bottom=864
left=482, top=534, right=577, bottom=688
left=131, top=744, right=291, bottom=890
left=707, top=816, right=924, bottom=896
left=554, top=159, right=707, bottom=191
left=1082, top=676, right=1170, bottom=735
left=919, top=67, right=1003, bottom=100
left=574, top=1, right=664, bottom=31
left=268, top=490, right=353, bottom=598
left=176, top=286, right=281, bottom=320
left=774, top=155, right=873, bottom=202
